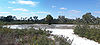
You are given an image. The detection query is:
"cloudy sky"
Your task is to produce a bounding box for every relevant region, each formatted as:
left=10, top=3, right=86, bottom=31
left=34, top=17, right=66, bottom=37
left=0, top=0, right=100, bottom=19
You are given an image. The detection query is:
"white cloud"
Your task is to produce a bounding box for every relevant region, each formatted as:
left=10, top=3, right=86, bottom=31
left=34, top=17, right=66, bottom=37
left=13, top=8, right=29, bottom=11
left=52, top=6, right=56, bottom=8
left=0, top=12, right=10, bottom=14
left=18, top=1, right=39, bottom=6
left=60, top=7, right=67, bottom=10
left=94, top=11, right=100, bottom=13
left=67, top=10, right=81, bottom=13
left=9, top=0, right=39, bottom=6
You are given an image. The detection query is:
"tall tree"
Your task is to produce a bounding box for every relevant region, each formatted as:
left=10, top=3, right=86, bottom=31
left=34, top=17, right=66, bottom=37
left=33, top=16, right=38, bottom=20
left=28, top=17, right=33, bottom=21
left=13, top=16, right=17, bottom=20
left=45, top=14, right=53, bottom=25
left=82, top=13, right=95, bottom=24
left=33, top=16, right=38, bottom=23
left=58, top=16, right=66, bottom=23
left=0, top=16, right=5, bottom=21
left=6, top=15, right=14, bottom=22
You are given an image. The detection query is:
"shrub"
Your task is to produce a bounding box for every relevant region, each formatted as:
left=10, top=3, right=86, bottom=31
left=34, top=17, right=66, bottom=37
left=74, top=25, right=100, bottom=43
left=0, top=27, right=70, bottom=45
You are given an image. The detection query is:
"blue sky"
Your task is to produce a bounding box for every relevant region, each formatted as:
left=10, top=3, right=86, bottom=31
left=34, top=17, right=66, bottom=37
left=0, top=0, right=100, bottom=19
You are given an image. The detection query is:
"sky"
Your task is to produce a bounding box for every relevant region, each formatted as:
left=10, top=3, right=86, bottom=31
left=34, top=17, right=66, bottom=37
left=0, top=0, right=100, bottom=19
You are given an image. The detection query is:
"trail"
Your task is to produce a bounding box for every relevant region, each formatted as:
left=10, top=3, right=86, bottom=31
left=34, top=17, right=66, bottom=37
left=47, top=29, right=100, bottom=45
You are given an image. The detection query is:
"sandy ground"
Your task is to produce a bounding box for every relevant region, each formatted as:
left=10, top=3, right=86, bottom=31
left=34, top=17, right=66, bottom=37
left=47, top=29, right=100, bottom=45
left=3, top=24, right=75, bottom=29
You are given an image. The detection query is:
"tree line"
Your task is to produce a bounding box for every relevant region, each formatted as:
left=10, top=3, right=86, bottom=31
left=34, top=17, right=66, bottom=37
left=0, top=12, right=100, bottom=25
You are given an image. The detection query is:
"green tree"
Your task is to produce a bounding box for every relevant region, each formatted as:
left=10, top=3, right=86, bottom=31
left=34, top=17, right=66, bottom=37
left=13, top=16, right=17, bottom=20
left=95, top=17, right=100, bottom=24
left=6, top=15, right=14, bottom=22
left=33, top=16, right=38, bottom=23
left=29, top=17, right=33, bottom=21
left=82, top=13, right=95, bottom=24
left=45, top=14, right=53, bottom=25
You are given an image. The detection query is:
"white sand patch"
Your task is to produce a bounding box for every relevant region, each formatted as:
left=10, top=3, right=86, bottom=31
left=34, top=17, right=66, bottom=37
left=47, top=29, right=100, bottom=45
left=3, top=25, right=21, bottom=29
left=3, top=25, right=29, bottom=29
left=54, top=24, right=75, bottom=27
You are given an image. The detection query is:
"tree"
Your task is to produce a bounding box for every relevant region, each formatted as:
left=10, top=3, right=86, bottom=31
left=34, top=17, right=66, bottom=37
left=0, top=16, right=5, bottom=21
left=75, top=18, right=81, bottom=24
left=45, top=14, right=53, bottom=25
left=95, top=17, right=100, bottom=24
left=6, top=15, right=14, bottom=22
left=21, top=17, right=23, bottom=20
left=58, top=16, right=66, bottom=23
left=13, top=16, right=17, bottom=20
left=24, top=17, right=27, bottom=21
left=82, top=13, right=95, bottom=24
left=28, top=17, right=33, bottom=21
left=33, top=16, right=38, bottom=23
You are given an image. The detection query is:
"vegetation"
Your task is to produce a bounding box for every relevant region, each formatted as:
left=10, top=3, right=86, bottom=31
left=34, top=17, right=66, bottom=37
left=74, top=25, right=100, bottom=43
left=0, top=14, right=75, bottom=25
left=0, top=27, right=71, bottom=45
left=1, top=12, right=100, bottom=25
left=45, top=14, right=53, bottom=25
left=74, top=13, right=100, bottom=43
left=1, top=12, right=100, bottom=44
left=54, top=35, right=73, bottom=45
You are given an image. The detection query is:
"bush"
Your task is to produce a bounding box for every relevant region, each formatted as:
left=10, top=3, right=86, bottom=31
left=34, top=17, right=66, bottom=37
left=0, top=27, right=70, bottom=45
left=74, top=25, right=100, bottom=43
